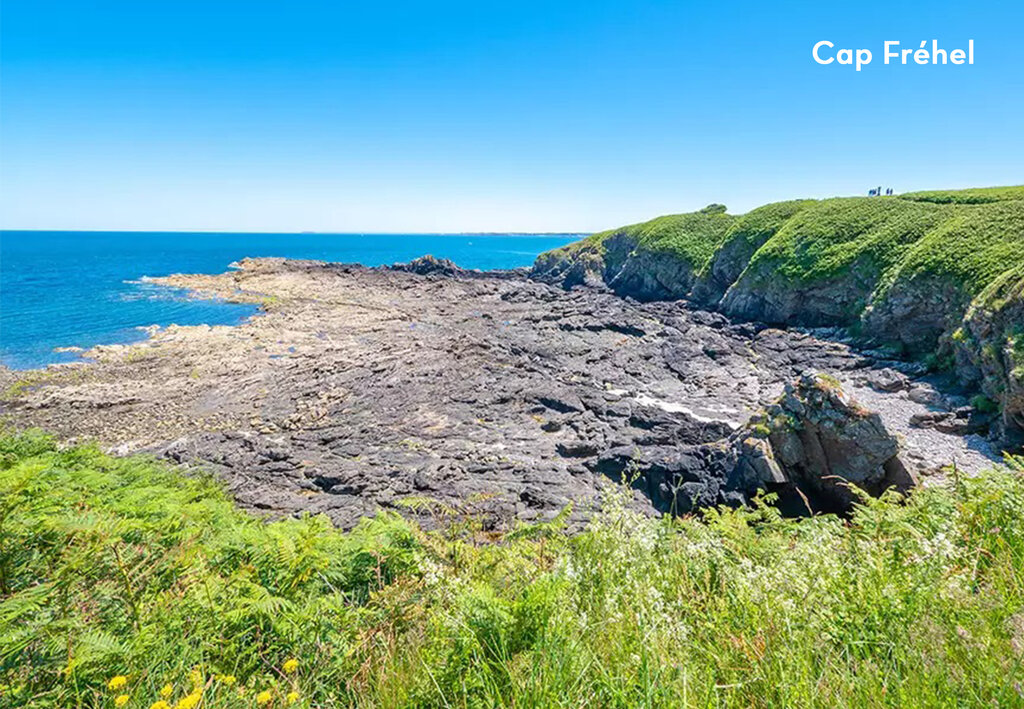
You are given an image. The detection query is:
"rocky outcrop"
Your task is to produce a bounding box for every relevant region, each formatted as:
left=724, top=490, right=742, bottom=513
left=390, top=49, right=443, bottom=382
left=617, top=373, right=917, bottom=516
left=531, top=206, right=735, bottom=301
left=531, top=232, right=701, bottom=301
left=743, top=374, right=916, bottom=510
left=953, top=265, right=1024, bottom=445
left=391, top=254, right=464, bottom=277
left=719, top=260, right=881, bottom=328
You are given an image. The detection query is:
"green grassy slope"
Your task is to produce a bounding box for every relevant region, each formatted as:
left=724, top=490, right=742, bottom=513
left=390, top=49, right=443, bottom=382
left=739, top=197, right=948, bottom=286
left=611, top=205, right=736, bottom=270
left=3, top=432, right=1024, bottom=708
left=705, top=198, right=818, bottom=264
left=565, top=204, right=735, bottom=270
left=875, top=199, right=1024, bottom=298
left=898, top=185, right=1024, bottom=204
left=697, top=199, right=817, bottom=299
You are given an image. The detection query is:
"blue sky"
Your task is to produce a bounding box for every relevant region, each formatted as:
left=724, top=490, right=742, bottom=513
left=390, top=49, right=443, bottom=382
left=1, top=0, right=1021, bottom=232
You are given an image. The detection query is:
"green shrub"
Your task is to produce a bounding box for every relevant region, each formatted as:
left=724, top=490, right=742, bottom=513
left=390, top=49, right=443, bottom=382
left=743, top=197, right=949, bottom=285
left=971, top=394, right=999, bottom=413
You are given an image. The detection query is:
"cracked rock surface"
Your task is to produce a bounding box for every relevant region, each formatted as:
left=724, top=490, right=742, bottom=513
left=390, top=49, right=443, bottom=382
left=0, top=257, right=1003, bottom=528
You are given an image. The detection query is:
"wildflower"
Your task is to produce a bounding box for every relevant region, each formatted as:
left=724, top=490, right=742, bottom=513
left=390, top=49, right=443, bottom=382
left=174, top=691, right=202, bottom=709
left=188, top=669, right=204, bottom=688
left=286, top=691, right=299, bottom=704
left=108, top=676, right=129, bottom=691
left=256, top=690, right=273, bottom=704
left=159, top=685, right=173, bottom=698
left=217, top=674, right=237, bottom=686
left=282, top=658, right=299, bottom=674
left=149, top=703, right=171, bottom=709
left=115, top=696, right=130, bottom=707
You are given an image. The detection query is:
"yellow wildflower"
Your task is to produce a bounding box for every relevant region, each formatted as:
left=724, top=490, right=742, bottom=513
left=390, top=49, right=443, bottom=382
left=159, top=684, right=173, bottom=698
left=188, top=669, right=204, bottom=688
left=217, top=674, right=237, bottom=686
left=256, top=690, right=273, bottom=705
left=108, top=676, right=129, bottom=691
left=174, top=691, right=202, bottom=709
left=149, top=702, right=171, bottom=709
left=286, top=691, right=299, bottom=704
left=282, top=658, right=299, bottom=674
left=115, top=696, right=130, bottom=707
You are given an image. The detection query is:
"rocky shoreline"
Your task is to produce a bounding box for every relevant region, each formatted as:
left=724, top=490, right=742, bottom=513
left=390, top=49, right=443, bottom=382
left=0, top=256, right=1006, bottom=529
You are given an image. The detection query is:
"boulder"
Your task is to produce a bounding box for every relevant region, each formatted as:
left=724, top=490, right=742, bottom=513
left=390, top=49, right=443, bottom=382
left=600, top=374, right=918, bottom=517
left=769, top=374, right=915, bottom=507
left=392, top=255, right=464, bottom=277
left=736, top=373, right=916, bottom=512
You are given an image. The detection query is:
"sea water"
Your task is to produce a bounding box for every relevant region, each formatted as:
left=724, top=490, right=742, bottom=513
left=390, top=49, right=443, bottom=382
left=0, top=231, right=579, bottom=369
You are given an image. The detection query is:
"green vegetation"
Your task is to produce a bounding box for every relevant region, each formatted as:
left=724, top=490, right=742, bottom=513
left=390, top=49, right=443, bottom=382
left=970, top=394, right=999, bottom=414
left=898, top=185, right=1024, bottom=204
left=585, top=207, right=736, bottom=271
left=875, top=199, right=1024, bottom=300
left=4, top=432, right=1024, bottom=708
left=742, top=197, right=949, bottom=285
left=970, top=262, right=1024, bottom=315
left=704, top=199, right=817, bottom=266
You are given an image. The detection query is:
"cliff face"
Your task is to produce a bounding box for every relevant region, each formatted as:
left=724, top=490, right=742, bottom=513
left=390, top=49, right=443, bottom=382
left=954, top=264, right=1024, bottom=445
left=532, top=186, right=1024, bottom=443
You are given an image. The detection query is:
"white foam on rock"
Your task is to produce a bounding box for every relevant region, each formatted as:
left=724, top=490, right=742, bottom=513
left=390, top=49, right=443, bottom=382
left=633, top=393, right=741, bottom=429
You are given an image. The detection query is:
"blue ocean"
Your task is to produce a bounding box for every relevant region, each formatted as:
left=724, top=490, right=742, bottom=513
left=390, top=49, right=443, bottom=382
left=0, top=231, right=579, bottom=370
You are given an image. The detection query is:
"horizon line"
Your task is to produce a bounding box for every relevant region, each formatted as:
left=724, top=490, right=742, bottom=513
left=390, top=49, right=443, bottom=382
left=0, top=228, right=591, bottom=236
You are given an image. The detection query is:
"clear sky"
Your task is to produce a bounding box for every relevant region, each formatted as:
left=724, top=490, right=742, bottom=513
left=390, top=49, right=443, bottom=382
left=1, top=0, right=1021, bottom=232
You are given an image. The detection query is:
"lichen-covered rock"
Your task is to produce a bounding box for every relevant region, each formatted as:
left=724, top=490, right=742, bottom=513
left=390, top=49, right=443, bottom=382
left=766, top=374, right=915, bottom=507
left=861, top=274, right=968, bottom=354
left=609, top=373, right=919, bottom=516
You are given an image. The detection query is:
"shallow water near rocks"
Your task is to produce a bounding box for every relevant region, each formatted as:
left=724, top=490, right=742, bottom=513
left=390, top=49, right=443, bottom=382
left=0, top=231, right=579, bottom=368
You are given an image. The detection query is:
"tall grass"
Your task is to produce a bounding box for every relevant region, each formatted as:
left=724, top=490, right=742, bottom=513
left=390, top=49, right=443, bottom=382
left=2, top=431, right=1022, bottom=708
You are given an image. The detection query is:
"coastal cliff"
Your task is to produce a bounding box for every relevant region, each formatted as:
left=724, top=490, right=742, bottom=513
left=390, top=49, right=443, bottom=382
left=532, top=185, right=1024, bottom=444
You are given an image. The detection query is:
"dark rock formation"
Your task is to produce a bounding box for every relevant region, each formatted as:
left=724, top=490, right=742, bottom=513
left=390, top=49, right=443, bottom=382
left=953, top=264, right=1024, bottom=446
left=748, top=374, right=916, bottom=511
left=613, top=373, right=918, bottom=517
left=391, top=254, right=464, bottom=277
left=530, top=191, right=1024, bottom=449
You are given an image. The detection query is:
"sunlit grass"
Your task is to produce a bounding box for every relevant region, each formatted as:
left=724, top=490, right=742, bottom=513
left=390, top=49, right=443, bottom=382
left=2, top=431, right=1022, bottom=707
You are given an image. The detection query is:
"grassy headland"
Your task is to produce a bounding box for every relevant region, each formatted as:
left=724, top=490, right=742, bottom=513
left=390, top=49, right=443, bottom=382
left=2, top=431, right=1023, bottom=708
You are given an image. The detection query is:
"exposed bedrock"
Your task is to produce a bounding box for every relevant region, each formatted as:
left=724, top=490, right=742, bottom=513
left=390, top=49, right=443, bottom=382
left=953, top=264, right=1024, bottom=446
left=0, top=258, right=1002, bottom=529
